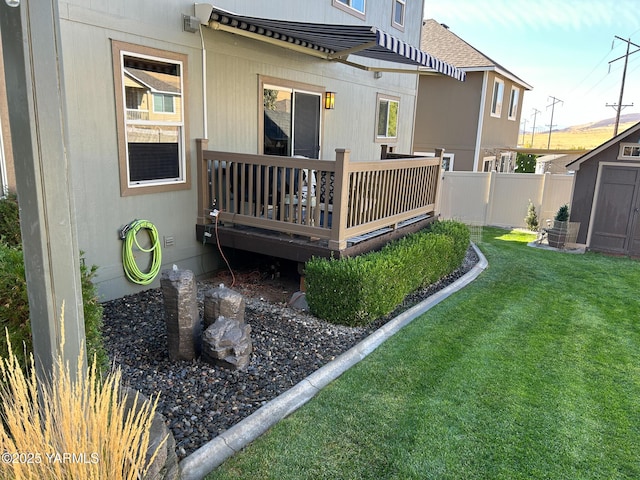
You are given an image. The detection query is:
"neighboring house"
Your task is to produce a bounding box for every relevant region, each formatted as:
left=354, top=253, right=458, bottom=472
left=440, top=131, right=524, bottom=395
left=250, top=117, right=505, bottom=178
left=0, top=40, right=15, bottom=196
left=413, top=19, right=532, bottom=172
left=0, top=1, right=464, bottom=301
left=535, top=154, right=581, bottom=175
left=566, top=121, right=640, bottom=255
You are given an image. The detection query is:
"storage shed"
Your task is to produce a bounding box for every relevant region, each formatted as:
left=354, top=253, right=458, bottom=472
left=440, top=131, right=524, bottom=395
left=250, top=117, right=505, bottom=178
left=567, top=122, right=640, bottom=255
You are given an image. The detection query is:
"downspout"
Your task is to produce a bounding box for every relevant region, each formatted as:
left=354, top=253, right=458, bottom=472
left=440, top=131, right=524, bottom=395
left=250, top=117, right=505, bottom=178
left=473, top=71, right=488, bottom=172
left=199, top=24, right=208, bottom=140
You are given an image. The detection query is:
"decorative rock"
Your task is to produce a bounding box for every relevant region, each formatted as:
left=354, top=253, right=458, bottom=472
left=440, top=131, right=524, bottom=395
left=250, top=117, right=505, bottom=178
left=161, top=268, right=200, bottom=361
left=202, top=316, right=252, bottom=370
left=204, top=284, right=245, bottom=328
left=120, top=387, right=179, bottom=480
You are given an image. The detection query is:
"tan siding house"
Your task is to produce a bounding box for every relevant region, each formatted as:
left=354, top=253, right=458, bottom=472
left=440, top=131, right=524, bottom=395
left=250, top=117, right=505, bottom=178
left=413, top=19, right=532, bottom=172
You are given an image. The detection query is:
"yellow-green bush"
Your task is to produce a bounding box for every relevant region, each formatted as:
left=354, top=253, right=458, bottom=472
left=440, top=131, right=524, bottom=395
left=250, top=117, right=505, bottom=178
left=305, top=221, right=469, bottom=326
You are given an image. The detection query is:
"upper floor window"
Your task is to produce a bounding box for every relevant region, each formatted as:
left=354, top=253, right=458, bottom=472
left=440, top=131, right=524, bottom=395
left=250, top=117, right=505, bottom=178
left=490, top=78, right=504, bottom=118
left=375, top=93, right=399, bottom=141
left=333, top=0, right=365, bottom=19
left=619, top=143, right=640, bottom=159
left=112, top=41, right=189, bottom=196
left=508, top=86, right=520, bottom=120
left=392, top=0, right=405, bottom=30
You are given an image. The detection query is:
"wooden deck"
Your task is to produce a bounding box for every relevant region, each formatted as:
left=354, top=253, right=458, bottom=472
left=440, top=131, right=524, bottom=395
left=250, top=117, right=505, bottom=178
left=196, top=140, right=443, bottom=262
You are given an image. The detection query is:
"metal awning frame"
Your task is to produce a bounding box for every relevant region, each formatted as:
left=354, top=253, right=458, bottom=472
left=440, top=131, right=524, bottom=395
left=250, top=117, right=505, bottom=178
left=207, top=14, right=465, bottom=79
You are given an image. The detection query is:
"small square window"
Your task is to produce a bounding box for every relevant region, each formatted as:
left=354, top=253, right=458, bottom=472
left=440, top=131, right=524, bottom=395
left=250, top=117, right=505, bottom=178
left=375, top=94, right=399, bottom=141
left=333, top=0, right=366, bottom=19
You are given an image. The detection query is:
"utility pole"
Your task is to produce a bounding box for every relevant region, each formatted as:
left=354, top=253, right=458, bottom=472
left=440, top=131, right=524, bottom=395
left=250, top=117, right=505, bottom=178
left=531, top=108, right=541, bottom=146
left=608, top=36, right=640, bottom=136
left=546, top=96, right=563, bottom=149
left=520, top=118, right=527, bottom=145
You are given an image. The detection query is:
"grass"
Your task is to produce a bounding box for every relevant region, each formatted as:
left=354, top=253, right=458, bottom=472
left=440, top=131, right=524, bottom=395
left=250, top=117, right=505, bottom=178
left=522, top=121, right=637, bottom=150
left=206, top=227, right=640, bottom=479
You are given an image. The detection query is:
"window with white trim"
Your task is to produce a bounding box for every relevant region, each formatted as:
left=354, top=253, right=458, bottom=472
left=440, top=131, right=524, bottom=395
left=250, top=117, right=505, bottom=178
left=375, top=93, right=399, bottom=141
left=333, top=0, right=365, bottom=18
left=490, top=78, right=504, bottom=118
left=392, top=0, right=405, bottom=30
left=112, top=41, right=189, bottom=196
left=619, top=143, right=640, bottom=159
left=508, top=86, right=520, bottom=120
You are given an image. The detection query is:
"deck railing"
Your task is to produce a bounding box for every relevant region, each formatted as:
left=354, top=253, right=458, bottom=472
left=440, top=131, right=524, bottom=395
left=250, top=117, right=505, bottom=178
left=197, top=139, right=443, bottom=251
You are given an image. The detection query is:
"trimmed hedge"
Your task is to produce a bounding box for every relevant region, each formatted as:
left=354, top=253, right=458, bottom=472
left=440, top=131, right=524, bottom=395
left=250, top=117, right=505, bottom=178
left=305, top=220, right=470, bottom=326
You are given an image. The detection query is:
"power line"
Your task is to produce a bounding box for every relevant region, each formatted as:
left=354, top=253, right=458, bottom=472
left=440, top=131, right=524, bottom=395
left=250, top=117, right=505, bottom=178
left=531, top=108, right=541, bottom=146
left=546, top=96, right=563, bottom=149
left=608, top=36, right=640, bottom=136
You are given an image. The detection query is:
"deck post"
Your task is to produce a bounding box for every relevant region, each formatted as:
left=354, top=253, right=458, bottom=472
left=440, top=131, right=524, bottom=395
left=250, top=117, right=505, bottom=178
left=434, top=148, right=445, bottom=216
left=328, top=149, right=350, bottom=251
left=197, top=138, right=209, bottom=224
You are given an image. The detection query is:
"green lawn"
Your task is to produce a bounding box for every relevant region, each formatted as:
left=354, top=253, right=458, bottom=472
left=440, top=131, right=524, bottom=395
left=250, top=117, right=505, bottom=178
left=207, top=228, right=640, bottom=479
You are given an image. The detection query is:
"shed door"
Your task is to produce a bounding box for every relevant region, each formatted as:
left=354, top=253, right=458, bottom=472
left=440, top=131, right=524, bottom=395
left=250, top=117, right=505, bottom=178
left=590, top=166, right=640, bottom=255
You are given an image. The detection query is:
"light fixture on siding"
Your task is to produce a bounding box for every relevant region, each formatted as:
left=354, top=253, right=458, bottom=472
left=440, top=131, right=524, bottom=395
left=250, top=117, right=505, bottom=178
left=324, top=91, right=335, bottom=110
left=5, top=0, right=20, bottom=6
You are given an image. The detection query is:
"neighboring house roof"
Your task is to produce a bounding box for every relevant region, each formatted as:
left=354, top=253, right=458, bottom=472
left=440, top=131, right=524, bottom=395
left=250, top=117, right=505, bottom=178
left=567, top=121, right=640, bottom=169
left=420, top=19, right=532, bottom=90
left=535, top=154, right=581, bottom=174
left=124, top=67, right=180, bottom=94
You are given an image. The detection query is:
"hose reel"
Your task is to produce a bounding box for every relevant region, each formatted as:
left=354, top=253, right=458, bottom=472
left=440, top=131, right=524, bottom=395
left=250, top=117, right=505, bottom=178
left=120, top=219, right=162, bottom=285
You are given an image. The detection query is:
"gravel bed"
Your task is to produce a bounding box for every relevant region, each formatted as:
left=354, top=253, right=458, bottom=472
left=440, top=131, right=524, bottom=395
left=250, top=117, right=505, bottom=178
left=102, top=247, right=479, bottom=460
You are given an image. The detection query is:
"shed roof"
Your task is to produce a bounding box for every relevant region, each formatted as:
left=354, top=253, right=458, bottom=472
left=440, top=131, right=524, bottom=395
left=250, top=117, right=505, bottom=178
left=566, top=121, right=640, bottom=169
left=420, top=19, right=532, bottom=90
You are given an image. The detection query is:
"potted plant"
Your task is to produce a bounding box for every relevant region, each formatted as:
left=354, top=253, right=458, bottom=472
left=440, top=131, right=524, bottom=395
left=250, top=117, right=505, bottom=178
left=547, top=204, right=569, bottom=248
left=553, top=204, right=569, bottom=229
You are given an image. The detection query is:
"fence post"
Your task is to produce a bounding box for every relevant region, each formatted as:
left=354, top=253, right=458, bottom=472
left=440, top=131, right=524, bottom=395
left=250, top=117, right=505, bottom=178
left=196, top=139, right=210, bottom=224
left=484, top=170, right=497, bottom=225
left=328, top=149, right=350, bottom=251
left=434, top=148, right=445, bottom=217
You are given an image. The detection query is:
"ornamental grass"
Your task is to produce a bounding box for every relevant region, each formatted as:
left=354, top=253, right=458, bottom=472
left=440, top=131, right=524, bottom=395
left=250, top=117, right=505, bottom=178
left=0, top=313, right=165, bottom=480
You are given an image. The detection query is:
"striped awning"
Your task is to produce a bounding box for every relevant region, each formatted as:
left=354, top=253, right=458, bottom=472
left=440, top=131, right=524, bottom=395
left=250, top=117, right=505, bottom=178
left=207, top=8, right=466, bottom=81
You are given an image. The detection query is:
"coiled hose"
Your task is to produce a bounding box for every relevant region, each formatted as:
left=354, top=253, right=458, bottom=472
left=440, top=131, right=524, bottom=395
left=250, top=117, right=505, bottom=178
left=121, top=219, right=162, bottom=285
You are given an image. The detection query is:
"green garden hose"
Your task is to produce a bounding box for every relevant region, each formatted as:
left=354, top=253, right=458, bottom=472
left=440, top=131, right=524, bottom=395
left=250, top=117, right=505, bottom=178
left=121, top=219, right=162, bottom=285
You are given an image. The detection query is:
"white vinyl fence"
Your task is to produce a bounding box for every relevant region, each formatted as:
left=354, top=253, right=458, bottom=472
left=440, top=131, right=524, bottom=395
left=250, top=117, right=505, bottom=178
left=438, top=171, right=574, bottom=229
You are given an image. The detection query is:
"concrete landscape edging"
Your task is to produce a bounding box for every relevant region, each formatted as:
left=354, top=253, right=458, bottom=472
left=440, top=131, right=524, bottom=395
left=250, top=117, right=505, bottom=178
left=179, top=243, right=488, bottom=480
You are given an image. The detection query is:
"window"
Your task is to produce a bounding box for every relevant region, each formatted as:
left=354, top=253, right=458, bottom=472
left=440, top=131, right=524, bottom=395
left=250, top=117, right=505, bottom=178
left=153, top=94, right=175, bottom=114
left=333, top=0, right=365, bottom=19
left=620, top=143, right=640, bottom=159
left=112, top=41, right=189, bottom=196
left=260, top=77, right=323, bottom=158
left=508, top=86, right=520, bottom=120
left=375, top=94, right=399, bottom=141
left=490, top=78, right=504, bottom=118
left=392, top=0, right=405, bottom=30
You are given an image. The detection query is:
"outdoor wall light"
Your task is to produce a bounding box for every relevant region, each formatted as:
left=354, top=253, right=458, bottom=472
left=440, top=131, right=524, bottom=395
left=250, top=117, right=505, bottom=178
left=5, top=0, right=20, bottom=6
left=324, top=91, right=335, bottom=110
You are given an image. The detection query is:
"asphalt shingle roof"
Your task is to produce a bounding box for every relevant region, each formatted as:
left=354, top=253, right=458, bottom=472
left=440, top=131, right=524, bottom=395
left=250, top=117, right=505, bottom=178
left=420, top=19, right=531, bottom=89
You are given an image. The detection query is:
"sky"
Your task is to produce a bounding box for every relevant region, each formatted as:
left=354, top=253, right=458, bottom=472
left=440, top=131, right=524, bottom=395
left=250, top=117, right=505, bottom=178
left=422, top=0, right=640, bottom=130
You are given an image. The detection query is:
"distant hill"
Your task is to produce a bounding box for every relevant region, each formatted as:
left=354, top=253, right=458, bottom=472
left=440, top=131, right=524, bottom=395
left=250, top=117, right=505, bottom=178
left=562, top=113, right=640, bottom=131
left=520, top=114, right=640, bottom=150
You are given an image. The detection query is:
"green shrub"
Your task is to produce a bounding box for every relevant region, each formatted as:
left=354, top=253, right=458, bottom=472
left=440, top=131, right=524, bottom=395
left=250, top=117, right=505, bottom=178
left=305, top=221, right=468, bottom=326
left=428, top=220, right=471, bottom=270
left=0, top=244, right=107, bottom=372
left=0, top=194, right=22, bottom=247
